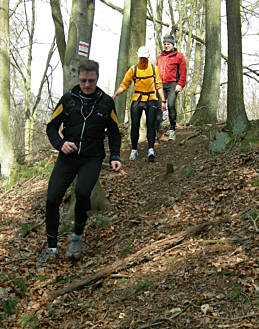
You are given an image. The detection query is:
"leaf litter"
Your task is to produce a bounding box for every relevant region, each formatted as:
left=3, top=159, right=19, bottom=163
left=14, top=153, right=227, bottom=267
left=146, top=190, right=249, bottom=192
left=0, top=124, right=258, bottom=329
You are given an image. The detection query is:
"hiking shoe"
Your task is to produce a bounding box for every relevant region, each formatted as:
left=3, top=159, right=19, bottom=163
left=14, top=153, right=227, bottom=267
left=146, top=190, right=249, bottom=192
left=65, top=233, right=83, bottom=260
left=129, top=149, right=138, bottom=161
left=36, top=248, right=58, bottom=267
left=148, top=148, right=155, bottom=162
left=168, top=130, right=176, bottom=141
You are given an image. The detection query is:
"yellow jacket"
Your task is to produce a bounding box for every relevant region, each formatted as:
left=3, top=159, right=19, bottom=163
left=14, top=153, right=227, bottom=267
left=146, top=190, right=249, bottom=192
left=120, top=62, right=163, bottom=102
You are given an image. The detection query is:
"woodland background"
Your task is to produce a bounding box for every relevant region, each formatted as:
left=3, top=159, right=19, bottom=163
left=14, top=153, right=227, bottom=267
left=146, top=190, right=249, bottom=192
left=0, top=0, right=258, bottom=328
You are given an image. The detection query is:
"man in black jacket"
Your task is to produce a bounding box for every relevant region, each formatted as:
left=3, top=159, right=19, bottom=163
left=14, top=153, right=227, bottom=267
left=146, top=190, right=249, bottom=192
left=37, top=59, right=122, bottom=266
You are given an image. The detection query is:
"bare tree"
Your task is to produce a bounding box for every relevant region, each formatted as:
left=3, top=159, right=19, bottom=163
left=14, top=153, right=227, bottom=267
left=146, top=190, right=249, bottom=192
left=9, top=0, right=56, bottom=162
left=190, top=0, right=221, bottom=125
left=225, top=0, right=249, bottom=134
left=50, top=0, right=95, bottom=92
left=0, top=0, right=15, bottom=178
left=114, top=0, right=132, bottom=123
left=181, top=0, right=204, bottom=123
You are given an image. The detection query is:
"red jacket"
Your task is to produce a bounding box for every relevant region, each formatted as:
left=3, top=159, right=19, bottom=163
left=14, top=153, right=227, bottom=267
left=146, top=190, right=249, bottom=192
left=156, top=50, right=186, bottom=88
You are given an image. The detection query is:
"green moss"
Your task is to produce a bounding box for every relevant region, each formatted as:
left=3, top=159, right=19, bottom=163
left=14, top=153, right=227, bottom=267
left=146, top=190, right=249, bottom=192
left=186, top=168, right=196, bottom=177
left=251, top=178, right=259, bottom=187
left=19, top=314, right=39, bottom=329
left=0, top=297, right=19, bottom=315
left=120, top=245, right=132, bottom=257
left=95, top=216, right=109, bottom=228
left=209, top=131, right=231, bottom=154
left=3, top=160, right=53, bottom=189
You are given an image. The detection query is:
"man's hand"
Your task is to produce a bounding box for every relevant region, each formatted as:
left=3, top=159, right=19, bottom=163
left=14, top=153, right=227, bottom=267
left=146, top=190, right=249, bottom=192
left=161, top=102, right=166, bottom=112
left=111, top=160, right=122, bottom=173
left=175, top=84, right=182, bottom=93
left=61, top=141, right=78, bottom=155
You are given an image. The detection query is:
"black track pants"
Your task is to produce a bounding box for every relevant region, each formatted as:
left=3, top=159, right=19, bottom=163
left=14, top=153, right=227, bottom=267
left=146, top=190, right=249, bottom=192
left=130, top=100, right=158, bottom=149
left=46, top=155, right=102, bottom=247
left=163, top=82, right=178, bottom=131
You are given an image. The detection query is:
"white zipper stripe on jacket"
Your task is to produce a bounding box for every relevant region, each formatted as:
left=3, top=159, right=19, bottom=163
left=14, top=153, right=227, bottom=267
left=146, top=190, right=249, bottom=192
left=78, top=104, right=94, bottom=155
left=71, top=90, right=103, bottom=155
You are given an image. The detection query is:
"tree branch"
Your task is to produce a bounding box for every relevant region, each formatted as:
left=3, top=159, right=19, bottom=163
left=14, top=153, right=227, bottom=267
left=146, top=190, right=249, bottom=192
left=52, top=221, right=214, bottom=297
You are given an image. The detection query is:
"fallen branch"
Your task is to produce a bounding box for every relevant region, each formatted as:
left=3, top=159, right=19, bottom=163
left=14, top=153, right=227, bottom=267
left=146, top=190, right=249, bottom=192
left=52, top=221, right=214, bottom=297
left=179, top=131, right=201, bottom=145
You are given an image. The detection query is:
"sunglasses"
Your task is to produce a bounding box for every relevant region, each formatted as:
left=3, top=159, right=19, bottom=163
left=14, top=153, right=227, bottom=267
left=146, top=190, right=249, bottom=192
left=79, top=79, right=96, bottom=84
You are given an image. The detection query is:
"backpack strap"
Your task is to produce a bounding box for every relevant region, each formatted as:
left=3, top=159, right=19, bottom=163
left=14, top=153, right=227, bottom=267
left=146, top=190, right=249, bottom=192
left=133, top=63, right=157, bottom=102
left=133, top=64, right=138, bottom=84
left=151, top=63, right=156, bottom=90
left=133, top=64, right=156, bottom=87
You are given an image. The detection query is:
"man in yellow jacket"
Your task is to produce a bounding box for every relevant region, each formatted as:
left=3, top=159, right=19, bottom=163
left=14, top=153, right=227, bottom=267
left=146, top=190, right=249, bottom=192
left=113, top=46, right=166, bottom=161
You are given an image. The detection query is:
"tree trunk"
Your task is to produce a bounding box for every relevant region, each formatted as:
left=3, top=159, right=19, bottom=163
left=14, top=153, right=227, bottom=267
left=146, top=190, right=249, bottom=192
left=23, top=0, right=35, bottom=162
left=225, top=0, right=249, bottom=134
left=129, top=0, right=147, bottom=142
left=182, top=0, right=204, bottom=121
left=63, top=0, right=95, bottom=91
left=190, top=0, right=221, bottom=125
left=114, top=0, right=132, bottom=123
left=147, top=0, right=163, bottom=57
left=178, top=0, right=196, bottom=125
left=0, top=0, right=15, bottom=178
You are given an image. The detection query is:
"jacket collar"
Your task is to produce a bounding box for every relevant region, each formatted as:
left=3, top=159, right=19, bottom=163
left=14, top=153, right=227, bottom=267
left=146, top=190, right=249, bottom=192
left=71, top=85, right=103, bottom=102
left=162, top=48, right=177, bottom=55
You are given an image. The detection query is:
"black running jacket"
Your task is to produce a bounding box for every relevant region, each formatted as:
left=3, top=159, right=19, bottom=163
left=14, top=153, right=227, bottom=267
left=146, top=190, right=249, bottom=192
left=46, top=85, right=121, bottom=162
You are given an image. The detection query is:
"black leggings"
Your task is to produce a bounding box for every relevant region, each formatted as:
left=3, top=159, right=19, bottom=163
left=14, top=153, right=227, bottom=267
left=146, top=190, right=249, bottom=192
left=163, top=82, right=178, bottom=130
left=46, top=155, right=102, bottom=247
left=130, top=100, right=158, bottom=149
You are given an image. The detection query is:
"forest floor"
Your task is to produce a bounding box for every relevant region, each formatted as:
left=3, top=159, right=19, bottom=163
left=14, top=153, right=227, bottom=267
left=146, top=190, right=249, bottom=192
left=0, top=122, right=259, bottom=329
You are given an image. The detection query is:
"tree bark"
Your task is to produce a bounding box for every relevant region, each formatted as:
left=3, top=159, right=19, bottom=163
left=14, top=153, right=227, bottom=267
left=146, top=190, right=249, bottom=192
left=0, top=0, right=15, bottom=178
left=225, top=0, right=249, bottom=134
left=147, top=0, right=163, bottom=57
left=128, top=0, right=147, bottom=142
left=114, top=0, right=132, bottom=123
left=63, top=0, right=95, bottom=92
left=181, top=0, right=204, bottom=121
left=50, top=0, right=66, bottom=67
left=189, top=0, right=221, bottom=125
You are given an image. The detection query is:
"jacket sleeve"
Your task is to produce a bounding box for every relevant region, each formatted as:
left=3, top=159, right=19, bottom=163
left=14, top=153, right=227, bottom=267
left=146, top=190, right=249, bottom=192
left=106, top=99, right=121, bottom=162
left=46, top=97, right=66, bottom=151
left=120, top=66, right=134, bottom=91
left=177, top=53, right=186, bottom=88
left=154, top=65, right=163, bottom=90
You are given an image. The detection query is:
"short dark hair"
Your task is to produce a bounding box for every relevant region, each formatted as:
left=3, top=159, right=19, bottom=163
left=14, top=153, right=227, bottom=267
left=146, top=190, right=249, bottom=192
left=78, top=59, right=99, bottom=78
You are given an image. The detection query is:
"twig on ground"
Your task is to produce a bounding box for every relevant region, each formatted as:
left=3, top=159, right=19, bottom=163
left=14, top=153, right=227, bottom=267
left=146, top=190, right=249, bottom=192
left=136, top=303, right=192, bottom=329
left=248, top=215, right=259, bottom=232
left=203, top=312, right=259, bottom=321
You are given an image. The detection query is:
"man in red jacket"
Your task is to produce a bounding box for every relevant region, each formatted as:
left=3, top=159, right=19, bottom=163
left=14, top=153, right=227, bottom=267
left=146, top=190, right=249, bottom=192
left=156, top=35, right=186, bottom=140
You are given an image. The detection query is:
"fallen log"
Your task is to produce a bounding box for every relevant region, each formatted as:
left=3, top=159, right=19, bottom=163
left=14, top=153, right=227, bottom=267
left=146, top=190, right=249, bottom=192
left=52, top=221, right=213, bottom=297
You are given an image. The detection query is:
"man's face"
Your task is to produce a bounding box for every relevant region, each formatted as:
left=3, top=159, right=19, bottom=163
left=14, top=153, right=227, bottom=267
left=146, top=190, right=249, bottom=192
left=163, top=42, right=174, bottom=52
left=139, top=57, right=149, bottom=65
left=78, top=70, right=98, bottom=95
